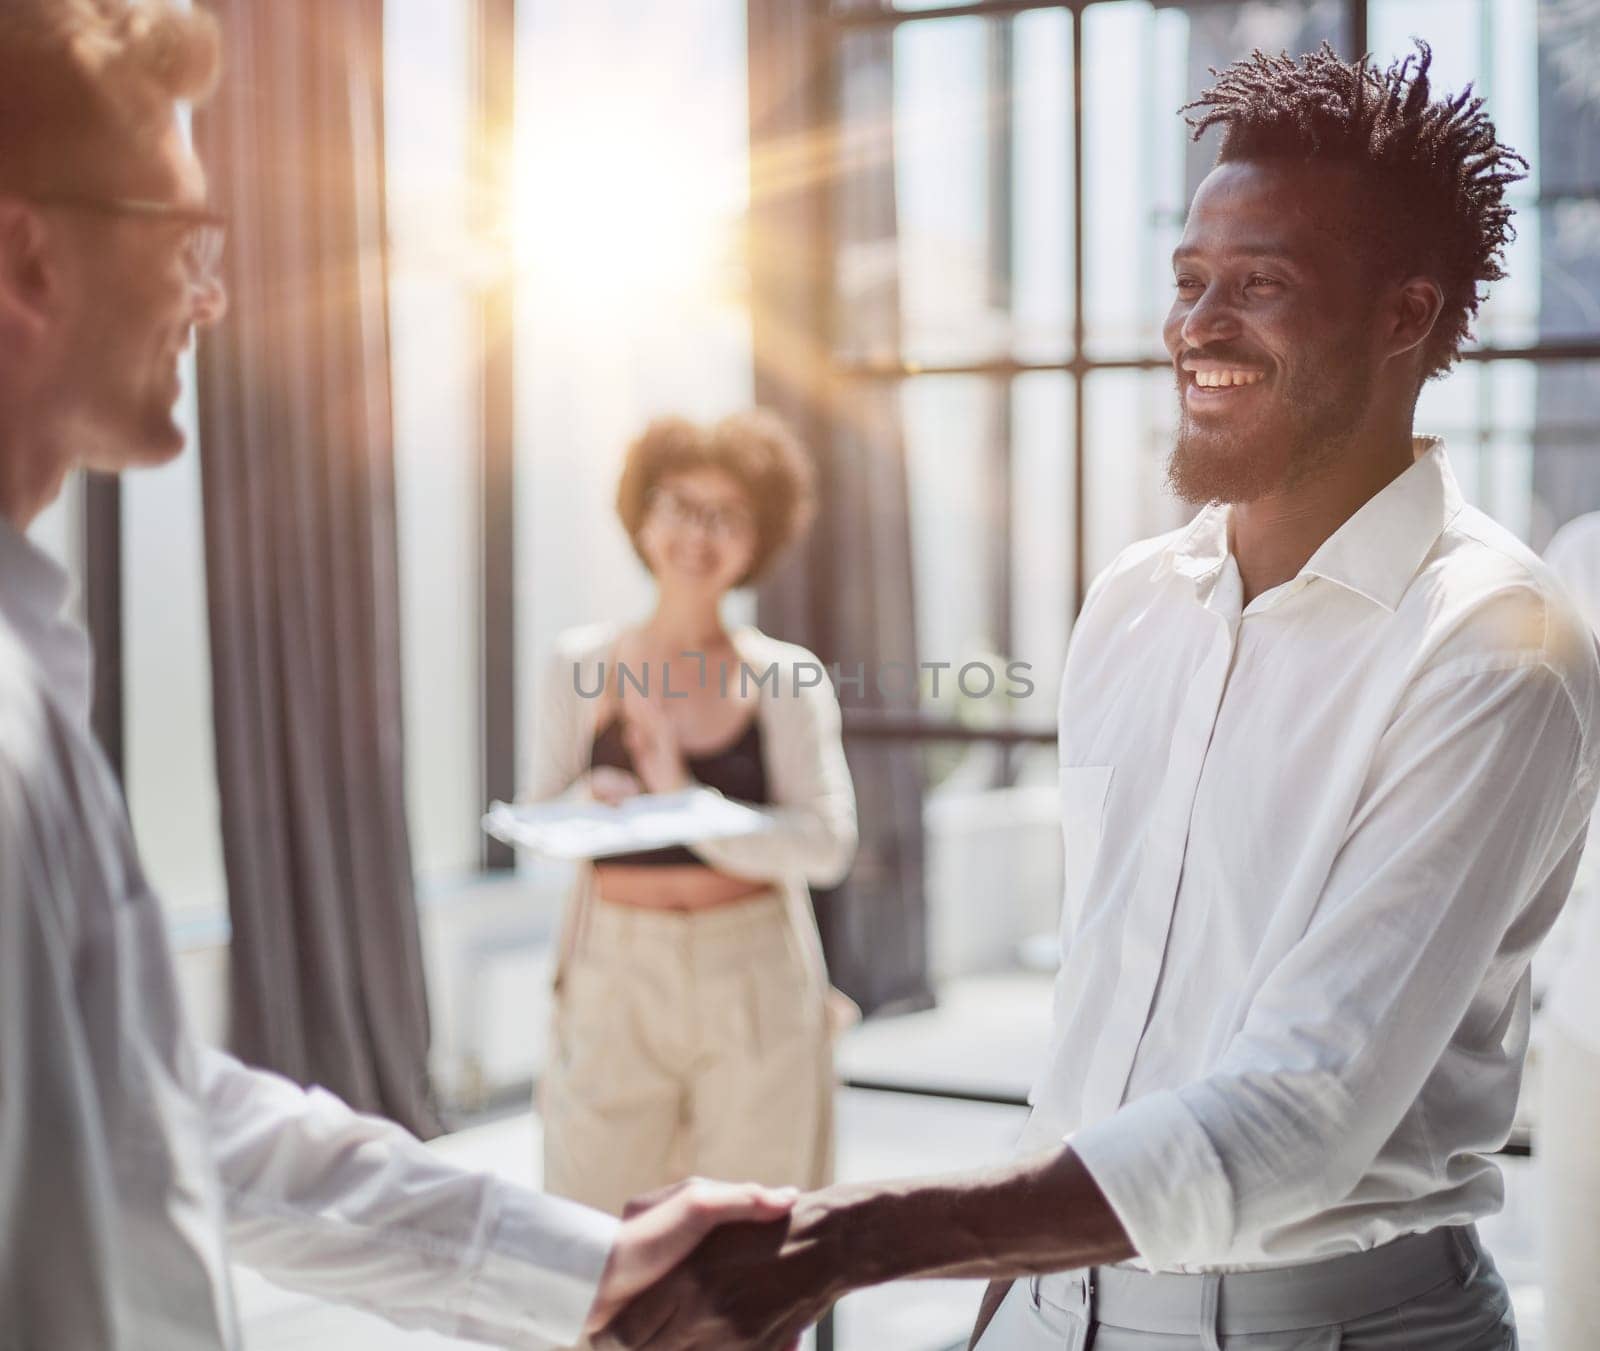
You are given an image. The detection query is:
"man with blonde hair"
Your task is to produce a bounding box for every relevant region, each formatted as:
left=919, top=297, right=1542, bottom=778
left=0, top=3, right=792, bottom=1346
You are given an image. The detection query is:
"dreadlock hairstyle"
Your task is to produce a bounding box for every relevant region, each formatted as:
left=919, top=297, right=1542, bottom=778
left=1183, top=41, right=1527, bottom=383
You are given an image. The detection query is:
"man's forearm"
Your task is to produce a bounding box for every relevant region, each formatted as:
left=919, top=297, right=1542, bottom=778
left=805, top=1144, right=1135, bottom=1298
left=591, top=1144, right=1137, bottom=1348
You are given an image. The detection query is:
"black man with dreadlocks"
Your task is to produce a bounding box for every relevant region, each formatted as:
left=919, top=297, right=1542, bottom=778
left=593, top=43, right=1600, bottom=1351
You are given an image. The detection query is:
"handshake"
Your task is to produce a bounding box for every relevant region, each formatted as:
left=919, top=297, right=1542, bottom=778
left=580, top=1176, right=844, bottom=1350
left=574, top=1144, right=1128, bottom=1349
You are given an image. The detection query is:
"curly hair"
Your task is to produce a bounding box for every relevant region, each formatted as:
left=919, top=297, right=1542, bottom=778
left=1183, top=41, right=1527, bottom=382
left=616, top=409, right=818, bottom=586
left=0, top=1, right=220, bottom=195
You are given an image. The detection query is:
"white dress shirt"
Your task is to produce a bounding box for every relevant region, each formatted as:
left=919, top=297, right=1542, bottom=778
left=0, top=515, right=616, bottom=1349
left=1019, top=438, right=1600, bottom=1272
left=1543, top=511, right=1600, bottom=1057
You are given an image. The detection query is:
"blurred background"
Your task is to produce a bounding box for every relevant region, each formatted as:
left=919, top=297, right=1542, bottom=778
left=29, top=0, right=1600, bottom=1346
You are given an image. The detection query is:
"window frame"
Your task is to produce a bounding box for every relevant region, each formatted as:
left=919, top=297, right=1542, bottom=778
left=821, top=0, right=1600, bottom=752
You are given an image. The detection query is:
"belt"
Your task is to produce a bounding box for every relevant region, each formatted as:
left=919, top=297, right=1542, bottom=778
left=1032, top=1225, right=1485, bottom=1336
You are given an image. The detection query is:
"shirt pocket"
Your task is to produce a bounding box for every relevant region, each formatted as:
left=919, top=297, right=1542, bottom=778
left=1059, top=765, right=1114, bottom=940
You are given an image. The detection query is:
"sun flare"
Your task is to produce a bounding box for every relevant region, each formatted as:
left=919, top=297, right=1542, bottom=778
left=514, top=92, right=747, bottom=316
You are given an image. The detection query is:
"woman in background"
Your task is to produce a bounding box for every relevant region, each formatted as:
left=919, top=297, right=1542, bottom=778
left=522, top=410, right=858, bottom=1216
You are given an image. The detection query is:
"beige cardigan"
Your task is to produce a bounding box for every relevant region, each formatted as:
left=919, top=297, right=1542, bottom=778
left=522, top=622, right=859, bottom=1001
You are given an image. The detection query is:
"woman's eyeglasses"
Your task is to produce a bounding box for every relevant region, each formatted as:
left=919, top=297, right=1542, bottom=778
left=29, top=194, right=227, bottom=287
left=647, top=487, right=755, bottom=541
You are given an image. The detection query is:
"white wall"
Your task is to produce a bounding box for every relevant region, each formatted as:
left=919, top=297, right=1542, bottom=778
left=123, top=365, right=228, bottom=927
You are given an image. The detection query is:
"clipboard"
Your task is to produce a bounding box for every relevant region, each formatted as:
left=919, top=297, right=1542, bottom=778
left=482, top=788, right=773, bottom=861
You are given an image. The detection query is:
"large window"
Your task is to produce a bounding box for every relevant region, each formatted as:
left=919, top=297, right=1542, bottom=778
left=384, top=0, right=761, bottom=892
left=512, top=0, right=757, bottom=761
left=808, top=9, right=1592, bottom=1341
left=378, top=0, right=1600, bottom=976
left=833, top=0, right=1600, bottom=687
left=822, top=0, right=1600, bottom=854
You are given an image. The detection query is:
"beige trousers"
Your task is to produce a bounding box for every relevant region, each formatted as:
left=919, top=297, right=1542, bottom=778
left=1539, top=1024, right=1600, bottom=1351
left=540, top=891, right=834, bottom=1217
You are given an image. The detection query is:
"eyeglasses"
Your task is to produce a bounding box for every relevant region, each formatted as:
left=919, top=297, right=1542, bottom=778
left=647, top=487, right=756, bottom=541
left=29, top=193, right=227, bottom=287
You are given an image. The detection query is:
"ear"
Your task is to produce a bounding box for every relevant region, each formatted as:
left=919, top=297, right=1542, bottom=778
left=1381, top=275, right=1445, bottom=366
left=0, top=199, right=60, bottom=337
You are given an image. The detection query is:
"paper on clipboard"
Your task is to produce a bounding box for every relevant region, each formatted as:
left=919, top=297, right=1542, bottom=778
left=482, top=788, right=773, bottom=861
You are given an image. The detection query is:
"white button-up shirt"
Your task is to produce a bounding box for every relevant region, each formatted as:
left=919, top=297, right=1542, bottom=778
left=1022, top=439, right=1600, bottom=1272
left=0, top=515, right=616, bottom=1349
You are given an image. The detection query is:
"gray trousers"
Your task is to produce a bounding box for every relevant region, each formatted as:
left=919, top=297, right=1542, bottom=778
left=974, top=1226, right=1516, bottom=1349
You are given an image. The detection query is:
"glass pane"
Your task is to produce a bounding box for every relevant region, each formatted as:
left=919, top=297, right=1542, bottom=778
left=1010, top=9, right=1074, bottom=362
left=1011, top=372, right=1075, bottom=714
left=835, top=11, right=1073, bottom=366
left=1371, top=0, right=1600, bottom=349
left=1414, top=359, right=1600, bottom=548
left=900, top=373, right=1070, bottom=726
left=1081, top=0, right=1347, bottom=361
left=1082, top=368, right=1193, bottom=582
left=903, top=376, right=1007, bottom=709
left=1528, top=362, right=1600, bottom=543
left=514, top=0, right=756, bottom=831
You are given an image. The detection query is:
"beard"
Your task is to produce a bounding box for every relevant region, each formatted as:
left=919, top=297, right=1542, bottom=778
left=1166, top=339, right=1378, bottom=507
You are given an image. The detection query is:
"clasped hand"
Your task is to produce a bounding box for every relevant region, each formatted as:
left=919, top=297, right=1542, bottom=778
left=586, top=1180, right=837, bottom=1351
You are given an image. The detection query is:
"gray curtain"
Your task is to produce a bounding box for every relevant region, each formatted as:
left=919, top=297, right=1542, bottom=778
left=194, top=0, right=440, bottom=1137
left=748, top=1, right=931, bottom=1016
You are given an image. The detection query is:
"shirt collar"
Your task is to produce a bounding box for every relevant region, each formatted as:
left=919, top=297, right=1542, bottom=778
left=0, top=511, right=94, bottom=725
left=1153, top=437, right=1463, bottom=613
left=1299, top=437, right=1462, bottom=612
left=1162, top=502, right=1231, bottom=585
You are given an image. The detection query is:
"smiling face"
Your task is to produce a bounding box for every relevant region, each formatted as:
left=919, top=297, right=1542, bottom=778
left=1164, top=159, right=1387, bottom=506
left=636, top=467, right=759, bottom=598
left=54, top=119, right=227, bottom=472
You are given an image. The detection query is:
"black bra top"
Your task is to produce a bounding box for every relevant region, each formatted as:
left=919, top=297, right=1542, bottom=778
left=589, top=715, right=768, bottom=866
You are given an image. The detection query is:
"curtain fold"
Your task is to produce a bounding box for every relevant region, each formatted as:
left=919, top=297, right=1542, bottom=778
left=748, top=0, right=932, bottom=1016
left=194, top=0, right=439, bottom=1136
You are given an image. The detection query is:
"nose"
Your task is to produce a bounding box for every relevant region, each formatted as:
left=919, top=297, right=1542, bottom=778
left=678, top=523, right=723, bottom=553
left=1176, top=281, right=1241, bottom=353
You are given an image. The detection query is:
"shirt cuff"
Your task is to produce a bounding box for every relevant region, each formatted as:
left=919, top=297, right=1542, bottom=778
left=1069, top=1090, right=1235, bottom=1269
left=459, top=1186, right=620, bottom=1348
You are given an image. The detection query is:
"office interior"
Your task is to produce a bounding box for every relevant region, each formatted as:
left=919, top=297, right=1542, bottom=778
left=31, top=1, right=1600, bottom=1346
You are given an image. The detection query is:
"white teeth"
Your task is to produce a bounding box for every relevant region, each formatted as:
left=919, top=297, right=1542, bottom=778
left=1193, top=369, right=1264, bottom=389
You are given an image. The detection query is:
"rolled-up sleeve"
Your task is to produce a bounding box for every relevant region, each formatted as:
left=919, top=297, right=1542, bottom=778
left=1072, top=658, right=1595, bottom=1268
left=199, top=1047, right=617, bottom=1348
